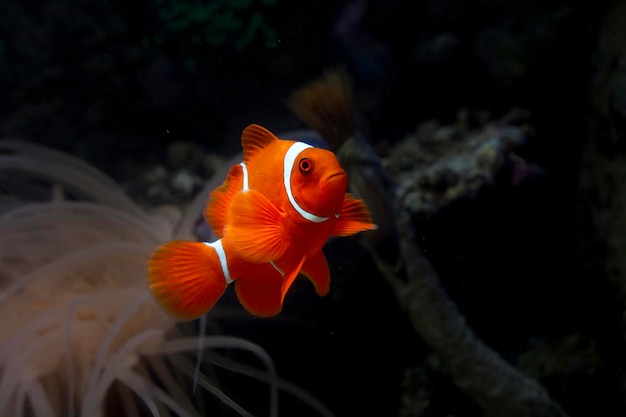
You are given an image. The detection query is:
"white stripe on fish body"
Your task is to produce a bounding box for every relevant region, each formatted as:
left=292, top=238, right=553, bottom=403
left=283, top=142, right=329, bottom=223
left=204, top=240, right=233, bottom=284
left=239, top=162, right=249, bottom=191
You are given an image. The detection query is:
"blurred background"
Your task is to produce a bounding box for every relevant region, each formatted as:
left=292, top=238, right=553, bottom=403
left=1, top=0, right=624, bottom=416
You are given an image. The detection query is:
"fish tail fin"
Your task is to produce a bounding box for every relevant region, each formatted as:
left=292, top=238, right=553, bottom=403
left=148, top=240, right=229, bottom=321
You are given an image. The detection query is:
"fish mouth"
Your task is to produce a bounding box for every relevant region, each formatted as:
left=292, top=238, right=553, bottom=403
left=319, top=169, right=348, bottom=198
left=320, top=169, right=347, bottom=189
left=323, top=169, right=347, bottom=183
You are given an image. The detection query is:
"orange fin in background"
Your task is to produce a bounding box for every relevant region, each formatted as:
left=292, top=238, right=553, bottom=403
left=235, top=267, right=285, bottom=318
left=225, top=189, right=290, bottom=263
left=241, top=124, right=278, bottom=163
left=331, top=193, right=377, bottom=236
left=205, top=164, right=243, bottom=238
left=147, top=240, right=228, bottom=321
left=300, top=250, right=330, bottom=296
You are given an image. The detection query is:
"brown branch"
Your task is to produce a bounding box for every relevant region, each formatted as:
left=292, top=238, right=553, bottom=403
left=338, top=134, right=569, bottom=417
left=287, top=67, right=569, bottom=416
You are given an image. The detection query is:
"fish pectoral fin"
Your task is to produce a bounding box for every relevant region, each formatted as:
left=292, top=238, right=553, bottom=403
left=147, top=240, right=228, bottom=321
left=300, top=251, right=330, bottom=296
left=225, top=189, right=290, bottom=263
left=331, top=193, right=378, bottom=236
left=205, top=164, right=244, bottom=238
left=235, top=266, right=285, bottom=318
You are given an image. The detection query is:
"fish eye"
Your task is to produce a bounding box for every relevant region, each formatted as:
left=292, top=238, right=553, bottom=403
left=299, top=158, right=313, bottom=174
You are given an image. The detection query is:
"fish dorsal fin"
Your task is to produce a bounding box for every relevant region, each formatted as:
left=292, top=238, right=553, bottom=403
left=204, top=164, right=244, bottom=238
left=331, top=193, right=378, bottom=236
left=241, top=124, right=278, bottom=164
left=225, top=189, right=290, bottom=263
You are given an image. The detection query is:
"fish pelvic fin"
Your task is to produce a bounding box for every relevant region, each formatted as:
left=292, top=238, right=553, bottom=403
left=331, top=193, right=377, bottom=236
left=225, top=189, right=290, bottom=263
left=280, top=256, right=307, bottom=303
left=300, top=250, right=330, bottom=296
left=147, top=240, right=229, bottom=321
left=205, top=164, right=243, bottom=238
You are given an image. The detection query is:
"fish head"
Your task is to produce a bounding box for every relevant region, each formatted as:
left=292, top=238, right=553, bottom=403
left=288, top=147, right=348, bottom=219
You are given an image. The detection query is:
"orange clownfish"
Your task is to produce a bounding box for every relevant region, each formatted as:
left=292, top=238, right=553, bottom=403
left=147, top=124, right=376, bottom=320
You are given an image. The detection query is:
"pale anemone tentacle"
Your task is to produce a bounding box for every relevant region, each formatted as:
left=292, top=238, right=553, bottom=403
left=116, top=373, right=144, bottom=417
left=81, top=328, right=165, bottom=416
left=117, top=369, right=197, bottom=417
left=144, top=336, right=278, bottom=417
left=0, top=139, right=176, bottom=241
left=168, top=355, right=257, bottom=417
left=0, top=329, right=64, bottom=416
left=204, top=352, right=335, bottom=417
left=26, top=380, right=56, bottom=417
left=0, top=139, right=121, bottom=190
left=0, top=154, right=144, bottom=218
left=192, top=314, right=208, bottom=395
left=1, top=201, right=168, bottom=243
left=0, top=242, right=149, bottom=305
left=148, top=337, right=334, bottom=417
left=14, top=384, right=28, bottom=417
left=65, top=297, right=82, bottom=417
left=148, top=355, right=198, bottom=413
left=0, top=138, right=335, bottom=417
left=82, top=290, right=153, bottom=408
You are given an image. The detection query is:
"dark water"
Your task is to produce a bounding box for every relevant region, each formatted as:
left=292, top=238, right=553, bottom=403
left=0, top=1, right=621, bottom=416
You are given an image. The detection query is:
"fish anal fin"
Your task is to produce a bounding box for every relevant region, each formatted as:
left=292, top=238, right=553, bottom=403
left=331, top=193, right=377, bottom=237
left=241, top=124, right=278, bottom=164
left=235, top=266, right=284, bottom=318
left=300, top=251, right=330, bottom=296
left=147, top=240, right=228, bottom=321
left=205, top=164, right=243, bottom=238
left=226, top=189, right=290, bottom=263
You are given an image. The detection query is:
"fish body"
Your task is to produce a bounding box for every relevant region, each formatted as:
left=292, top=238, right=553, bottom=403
left=148, top=124, right=376, bottom=320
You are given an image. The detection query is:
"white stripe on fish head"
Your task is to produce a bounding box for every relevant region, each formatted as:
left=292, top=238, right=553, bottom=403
left=283, top=142, right=329, bottom=223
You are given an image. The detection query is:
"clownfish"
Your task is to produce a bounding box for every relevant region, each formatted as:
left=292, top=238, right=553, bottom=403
left=147, top=124, right=376, bottom=320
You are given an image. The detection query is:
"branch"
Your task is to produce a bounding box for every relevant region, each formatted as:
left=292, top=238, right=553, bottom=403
left=338, top=133, right=569, bottom=417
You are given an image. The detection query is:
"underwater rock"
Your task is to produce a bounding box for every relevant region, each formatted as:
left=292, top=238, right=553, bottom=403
left=384, top=108, right=537, bottom=216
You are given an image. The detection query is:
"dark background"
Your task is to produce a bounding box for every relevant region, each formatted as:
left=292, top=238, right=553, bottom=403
left=1, top=1, right=621, bottom=416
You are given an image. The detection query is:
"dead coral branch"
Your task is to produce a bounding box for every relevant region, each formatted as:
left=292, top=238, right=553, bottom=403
left=339, top=132, right=569, bottom=417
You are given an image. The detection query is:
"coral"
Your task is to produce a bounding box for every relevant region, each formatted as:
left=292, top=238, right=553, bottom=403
left=0, top=139, right=331, bottom=416
left=384, top=108, right=536, bottom=215
left=151, top=0, right=279, bottom=50
left=289, top=67, right=568, bottom=417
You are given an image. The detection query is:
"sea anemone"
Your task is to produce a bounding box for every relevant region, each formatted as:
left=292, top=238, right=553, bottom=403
left=0, top=139, right=332, bottom=417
